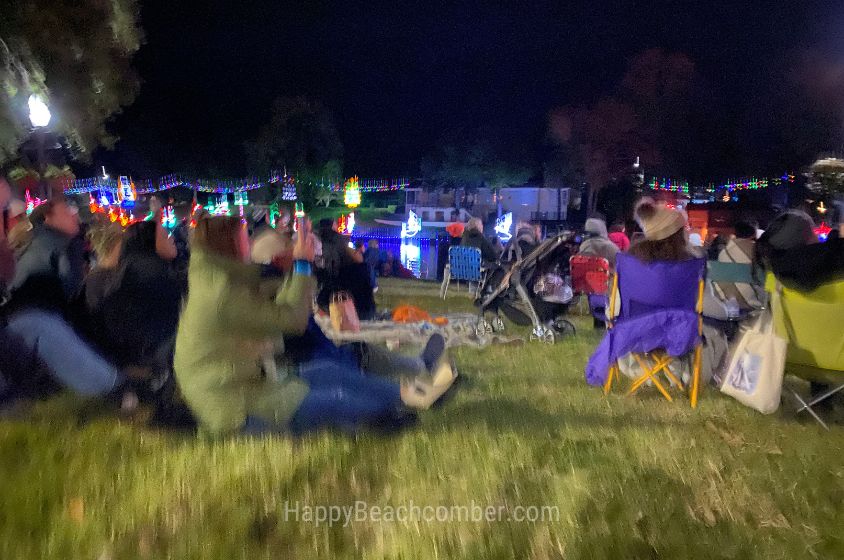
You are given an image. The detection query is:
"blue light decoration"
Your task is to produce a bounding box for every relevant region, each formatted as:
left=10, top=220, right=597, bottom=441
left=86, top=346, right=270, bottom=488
left=118, top=176, right=137, bottom=208
left=161, top=206, right=176, bottom=229
left=281, top=174, right=297, bottom=201
left=401, top=209, right=422, bottom=238
left=495, top=212, right=513, bottom=242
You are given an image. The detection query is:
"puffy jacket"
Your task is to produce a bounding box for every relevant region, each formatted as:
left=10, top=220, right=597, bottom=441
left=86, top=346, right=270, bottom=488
left=174, top=248, right=315, bottom=435
left=461, top=229, right=500, bottom=262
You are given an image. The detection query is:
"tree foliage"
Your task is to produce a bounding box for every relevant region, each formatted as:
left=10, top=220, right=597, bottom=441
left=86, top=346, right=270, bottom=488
left=421, top=127, right=535, bottom=191
left=247, top=96, right=344, bottom=182
left=0, top=0, right=143, bottom=165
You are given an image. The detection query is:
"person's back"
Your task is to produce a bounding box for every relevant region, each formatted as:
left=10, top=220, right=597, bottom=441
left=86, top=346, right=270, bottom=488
left=608, top=222, right=630, bottom=252
left=460, top=222, right=499, bottom=263
left=578, top=218, right=620, bottom=267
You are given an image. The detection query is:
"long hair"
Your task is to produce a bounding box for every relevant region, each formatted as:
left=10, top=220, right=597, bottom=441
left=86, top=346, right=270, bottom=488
left=192, top=216, right=243, bottom=260
left=122, top=221, right=157, bottom=259
left=628, top=228, right=693, bottom=263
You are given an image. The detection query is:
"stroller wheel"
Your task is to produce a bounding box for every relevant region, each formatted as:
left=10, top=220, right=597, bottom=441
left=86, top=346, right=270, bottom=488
left=552, top=317, right=576, bottom=337
left=492, top=316, right=506, bottom=333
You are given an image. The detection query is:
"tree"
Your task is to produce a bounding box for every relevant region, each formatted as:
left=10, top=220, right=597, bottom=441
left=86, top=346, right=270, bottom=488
left=246, top=96, right=344, bottom=208
left=546, top=49, right=694, bottom=215
left=0, top=0, right=143, bottom=164
left=421, top=127, right=535, bottom=191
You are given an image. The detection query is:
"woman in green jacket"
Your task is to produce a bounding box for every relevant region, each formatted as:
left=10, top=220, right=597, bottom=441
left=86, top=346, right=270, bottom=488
left=174, top=216, right=447, bottom=436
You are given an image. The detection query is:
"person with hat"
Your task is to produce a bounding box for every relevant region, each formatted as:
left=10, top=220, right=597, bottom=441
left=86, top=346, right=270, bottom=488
left=628, top=198, right=695, bottom=263
left=578, top=217, right=620, bottom=268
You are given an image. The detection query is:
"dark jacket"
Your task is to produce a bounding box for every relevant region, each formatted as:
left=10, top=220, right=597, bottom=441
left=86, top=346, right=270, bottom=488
left=7, top=225, right=85, bottom=316
left=767, top=236, right=844, bottom=292
left=85, top=252, right=185, bottom=367
left=461, top=229, right=499, bottom=263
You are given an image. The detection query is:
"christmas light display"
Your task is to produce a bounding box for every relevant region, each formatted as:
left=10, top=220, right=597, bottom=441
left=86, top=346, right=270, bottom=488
left=281, top=175, right=297, bottom=201
left=344, top=176, right=361, bottom=208
left=330, top=177, right=409, bottom=193
left=205, top=195, right=230, bottom=216
left=337, top=212, right=356, bottom=236
left=495, top=212, right=513, bottom=242
left=401, top=210, right=422, bottom=238
left=269, top=202, right=280, bottom=228
left=25, top=190, right=46, bottom=215
left=814, top=222, right=832, bottom=242
left=118, top=176, right=137, bottom=208
left=161, top=206, right=177, bottom=229
left=649, top=178, right=689, bottom=194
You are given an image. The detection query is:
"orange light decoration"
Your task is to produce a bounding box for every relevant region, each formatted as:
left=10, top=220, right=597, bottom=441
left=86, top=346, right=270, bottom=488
left=344, top=176, right=361, bottom=208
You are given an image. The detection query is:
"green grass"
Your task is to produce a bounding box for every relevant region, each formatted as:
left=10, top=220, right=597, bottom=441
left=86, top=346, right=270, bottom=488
left=2, top=278, right=844, bottom=559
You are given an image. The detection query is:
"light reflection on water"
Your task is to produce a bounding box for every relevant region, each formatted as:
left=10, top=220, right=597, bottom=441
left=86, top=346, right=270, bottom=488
left=353, top=237, right=440, bottom=280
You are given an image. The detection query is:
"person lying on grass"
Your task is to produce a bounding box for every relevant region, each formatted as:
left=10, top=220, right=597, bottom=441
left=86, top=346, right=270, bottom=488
left=174, top=216, right=455, bottom=437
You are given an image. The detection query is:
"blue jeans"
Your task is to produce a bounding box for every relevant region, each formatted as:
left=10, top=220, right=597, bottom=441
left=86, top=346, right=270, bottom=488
left=244, top=358, right=402, bottom=434
left=1, top=309, right=122, bottom=396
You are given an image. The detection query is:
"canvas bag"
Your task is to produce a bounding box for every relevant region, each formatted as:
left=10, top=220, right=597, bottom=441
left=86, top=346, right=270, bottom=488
left=720, top=287, right=786, bottom=414
left=329, top=291, right=360, bottom=332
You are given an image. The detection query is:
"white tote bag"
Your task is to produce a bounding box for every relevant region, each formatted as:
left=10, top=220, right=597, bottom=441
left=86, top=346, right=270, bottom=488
left=720, top=289, right=787, bottom=414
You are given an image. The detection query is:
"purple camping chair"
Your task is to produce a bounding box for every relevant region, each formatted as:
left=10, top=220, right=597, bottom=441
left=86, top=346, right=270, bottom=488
left=601, top=253, right=707, bottom=407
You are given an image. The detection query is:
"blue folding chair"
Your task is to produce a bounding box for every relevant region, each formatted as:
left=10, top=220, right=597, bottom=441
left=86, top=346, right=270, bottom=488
left=440, top=246, right=484, bottom=299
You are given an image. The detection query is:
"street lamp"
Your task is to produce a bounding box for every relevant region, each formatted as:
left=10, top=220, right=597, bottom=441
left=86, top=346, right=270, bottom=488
left=27, top=94, right=52, bottom=198
left=28, top=94, right=51, bottom=127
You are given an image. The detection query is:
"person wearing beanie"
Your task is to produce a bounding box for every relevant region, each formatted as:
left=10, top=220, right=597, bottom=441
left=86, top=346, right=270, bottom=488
left=757, top=210, right=844, bottom=292
left=578, top=217, right=620, bottom=268
left=628, top=198, right=695, bottom=263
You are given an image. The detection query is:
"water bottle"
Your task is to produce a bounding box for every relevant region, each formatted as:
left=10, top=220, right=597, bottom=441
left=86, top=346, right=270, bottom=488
left=725, top=297, right=740, bottom=320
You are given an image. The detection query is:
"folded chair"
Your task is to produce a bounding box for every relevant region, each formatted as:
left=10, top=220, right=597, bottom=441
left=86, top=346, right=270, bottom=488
left=601, top=254, right=707, bottom=407
left=440, top=246, right=485, bottom=299
left=570, top=255, right=611, bottom=321
left=766, top=274, right=844, bottom=429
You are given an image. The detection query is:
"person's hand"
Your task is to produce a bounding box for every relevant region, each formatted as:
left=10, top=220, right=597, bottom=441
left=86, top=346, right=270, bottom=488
left=292, top=219, right=315, bottom=262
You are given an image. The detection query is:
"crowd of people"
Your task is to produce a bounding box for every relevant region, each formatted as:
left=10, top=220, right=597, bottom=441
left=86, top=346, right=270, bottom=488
left=2, top=164, right=843, bottom=432
left=0, top=171, right=457, bottom=436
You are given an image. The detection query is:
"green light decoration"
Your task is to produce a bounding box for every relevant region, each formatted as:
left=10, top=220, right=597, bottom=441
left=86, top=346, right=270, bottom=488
left=269, top=202, right=280, bottom=229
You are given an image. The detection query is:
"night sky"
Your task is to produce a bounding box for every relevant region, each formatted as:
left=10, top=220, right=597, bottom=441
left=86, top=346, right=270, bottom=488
left=99, top=0, right=843, bottom=179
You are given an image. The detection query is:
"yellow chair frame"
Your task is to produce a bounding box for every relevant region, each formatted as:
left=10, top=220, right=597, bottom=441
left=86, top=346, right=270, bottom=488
left=601, top=272, right=705, bottom=408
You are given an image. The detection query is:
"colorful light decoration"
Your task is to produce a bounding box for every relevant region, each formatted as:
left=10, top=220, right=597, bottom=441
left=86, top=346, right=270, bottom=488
left=268, top=202, right=280, bottom=229
left=344, top=176, right=361, bottom=208
left=330, top=178, right=409, bottom=193
left=189, top=203, right=202, bottom=228
left=25, top=189, right=46, bottom=215
left=234, top=190, right=248, bottom=207
left=401, top=210, right=422, bottom=238
left=281, top=174, right=297, bottom=201
left=117, top=176, right=137, bottom=208
left=337, top=212, right=356, bottom=236
left=495, top=212, right=513, bottom=242
left=161, top=206, right=176, bottom=229
left=648, top=178, right=689, bottom=194
left=814, top=222, right=832, bottom=242
left=205, top=195, right=231, bottom=216
left=817, top=201, right=828, bottom=215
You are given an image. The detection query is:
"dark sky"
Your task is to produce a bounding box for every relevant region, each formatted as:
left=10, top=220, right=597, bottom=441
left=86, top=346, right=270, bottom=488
left=99, top=0, right=842, bottom=179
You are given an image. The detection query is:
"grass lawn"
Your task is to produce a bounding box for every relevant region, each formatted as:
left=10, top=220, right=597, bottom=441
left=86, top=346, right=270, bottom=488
left=1, top=278, right=843, bottom=559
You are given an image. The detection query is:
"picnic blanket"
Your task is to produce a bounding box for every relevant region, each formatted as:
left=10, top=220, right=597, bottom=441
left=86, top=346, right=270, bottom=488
left=314, top=312, right=523, bottom=349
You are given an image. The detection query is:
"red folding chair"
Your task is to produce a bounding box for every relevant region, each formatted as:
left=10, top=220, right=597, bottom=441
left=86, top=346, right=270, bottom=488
left=570, top=255, right=611, bottom=321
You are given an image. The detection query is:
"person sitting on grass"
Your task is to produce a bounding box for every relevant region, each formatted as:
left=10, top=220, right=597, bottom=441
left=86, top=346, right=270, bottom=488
left=315, top=218, right=376, bottom=319
left=85, top=217, right=184, bottom=396
left=174, top=216, right=455, bottom=437
left=0, top=191, right=123, bottom=400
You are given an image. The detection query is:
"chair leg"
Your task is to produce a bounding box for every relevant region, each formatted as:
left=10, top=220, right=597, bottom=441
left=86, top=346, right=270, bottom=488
left=440, top=266, right=451, bottom=299
left=604, top=363, right=618, bottom=395
left=690, top=344, right=703, bottom=409
left=791, top=389, right=830, bottom=430
left=629, top=354, right=673, bottom=401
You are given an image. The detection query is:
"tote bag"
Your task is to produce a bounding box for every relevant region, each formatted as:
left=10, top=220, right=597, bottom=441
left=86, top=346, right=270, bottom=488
left=720, top=289, right=786, bottom=414
left=329, top=291, right=360, bottom=332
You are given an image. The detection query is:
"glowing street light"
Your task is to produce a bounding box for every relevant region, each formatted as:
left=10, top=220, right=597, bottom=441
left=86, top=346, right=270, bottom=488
left=28, top=94, right=51, bottom=128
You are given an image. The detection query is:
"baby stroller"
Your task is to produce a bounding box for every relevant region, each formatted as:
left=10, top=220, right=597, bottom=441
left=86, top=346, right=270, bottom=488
left=475, top=231, right=577, bottom=343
